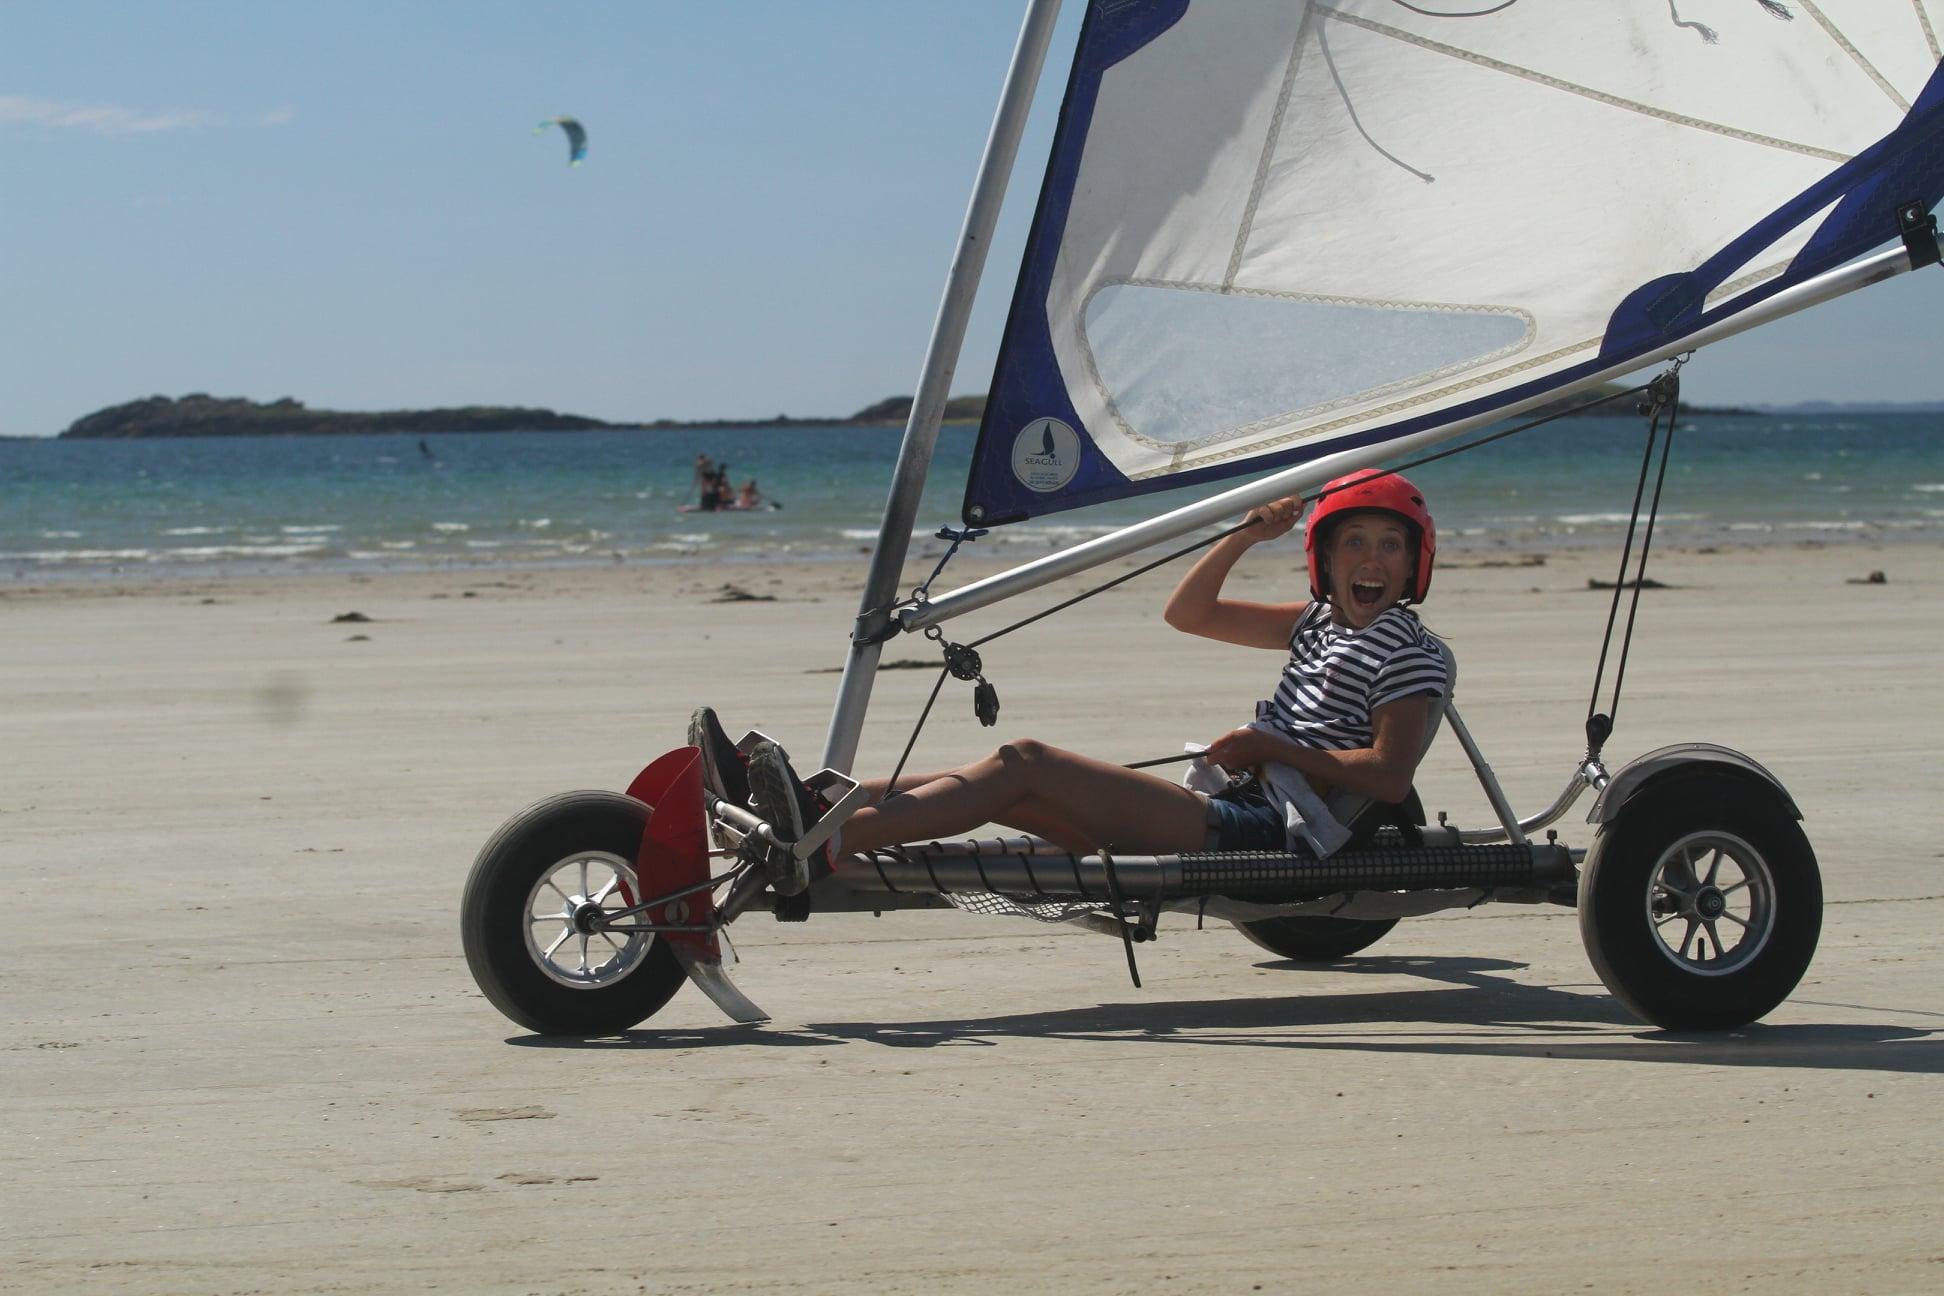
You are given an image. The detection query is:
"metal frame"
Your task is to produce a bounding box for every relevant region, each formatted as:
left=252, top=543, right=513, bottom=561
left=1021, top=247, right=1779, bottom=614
left=820, top=0, right=1067, bottom=774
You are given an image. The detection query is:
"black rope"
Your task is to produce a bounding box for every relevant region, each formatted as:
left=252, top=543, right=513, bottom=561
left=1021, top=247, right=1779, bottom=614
left=1584, top=366, right=1683, bottom=758
left=1608, top=384, right=1681, bottom=727
left=1123, top=751, right=1199, bottom=771
left=883, top=662, right=953, bottom=798
left=970, top=518, right=1259, bottom=649
left=912, top=526, right=986, bottom=605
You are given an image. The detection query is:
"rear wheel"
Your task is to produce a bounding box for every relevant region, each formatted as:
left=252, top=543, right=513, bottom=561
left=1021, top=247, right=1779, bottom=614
left=1580, top=771, right=1820, bottom=1030
left=1231, top=791, right=1420, bottom=961
left=461, top=791, right=687, bottom=1035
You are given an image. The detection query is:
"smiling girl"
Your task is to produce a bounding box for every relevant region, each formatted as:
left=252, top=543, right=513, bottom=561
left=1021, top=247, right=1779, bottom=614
left=703, top=469, right=1449, bottom=887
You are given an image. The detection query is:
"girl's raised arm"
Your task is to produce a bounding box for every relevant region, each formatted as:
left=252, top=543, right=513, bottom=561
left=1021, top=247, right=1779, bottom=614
left=1163, top=497, right=1309, bottom=649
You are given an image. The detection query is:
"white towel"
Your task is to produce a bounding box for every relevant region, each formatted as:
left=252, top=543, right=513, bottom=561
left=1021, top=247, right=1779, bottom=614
left=1180, top=742, right=1231, bottom=795
left=1181, top=737, right=1351, bottom=857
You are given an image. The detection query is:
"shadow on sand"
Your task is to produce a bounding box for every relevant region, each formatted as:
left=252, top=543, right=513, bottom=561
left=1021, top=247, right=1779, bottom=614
left=508, top=954, right=1939, bottom=1074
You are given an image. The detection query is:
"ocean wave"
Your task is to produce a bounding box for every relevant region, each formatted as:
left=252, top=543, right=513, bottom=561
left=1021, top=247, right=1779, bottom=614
left=2, top=548, right=153, bottom=562
left=162, top=525, right=226, bottom=536
left=168, top=543, right=331, bottom=558
left=1914, top=483, right=1944, bottom=493
left=431, top=521, right=469, bottom=532
left=1554, top=511, right=1704, bottom=525
left=281, top=524, right=341, bottom=534
left=994, top=524, right=1125, bottom=545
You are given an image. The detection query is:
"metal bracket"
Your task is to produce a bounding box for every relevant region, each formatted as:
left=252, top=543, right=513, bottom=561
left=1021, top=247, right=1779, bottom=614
left=792, top=767, right=866, bottom=862
left=729, top=730, right=864, bottom=862
left=1899, top=201, right=1941, bottom=270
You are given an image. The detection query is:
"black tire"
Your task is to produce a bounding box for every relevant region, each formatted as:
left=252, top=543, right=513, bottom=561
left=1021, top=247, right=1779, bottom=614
left=1235, top=913, right=1400, bottom=961
left=1580, top=770, right=1821, bottom=1030
left=1231, top=790, right=1422, bottom=961
left=461, top=790, right=687, bottom=1035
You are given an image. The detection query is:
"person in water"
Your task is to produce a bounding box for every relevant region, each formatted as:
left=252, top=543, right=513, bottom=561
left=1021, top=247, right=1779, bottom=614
left=692, top=469, right=1448, bottom=876
left=735, top=479, right=762, bottom=509
left=696, top=461, right=736, bottom=512
left=691, top=454, right=719, bottom=509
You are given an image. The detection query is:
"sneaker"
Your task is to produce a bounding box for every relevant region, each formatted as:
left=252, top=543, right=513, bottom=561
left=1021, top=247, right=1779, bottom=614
left=745, top=740, right=811, bottom=896
left=686, top=706, right=749, bottom=808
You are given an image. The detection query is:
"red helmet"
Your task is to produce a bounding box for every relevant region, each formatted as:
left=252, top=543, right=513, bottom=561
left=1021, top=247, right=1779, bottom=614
left=1303, top=468, right=1436, bottom=603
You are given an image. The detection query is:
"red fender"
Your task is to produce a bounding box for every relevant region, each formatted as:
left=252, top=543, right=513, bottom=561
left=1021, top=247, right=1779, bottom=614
left=624, top=747, right=719, bottom=962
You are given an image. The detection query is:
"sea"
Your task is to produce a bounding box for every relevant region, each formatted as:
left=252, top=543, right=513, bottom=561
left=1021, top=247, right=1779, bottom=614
left=3, top=413, right=1940, bottom=585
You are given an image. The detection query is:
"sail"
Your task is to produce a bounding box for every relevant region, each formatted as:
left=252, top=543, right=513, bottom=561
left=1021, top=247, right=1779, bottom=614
left=964, top=0, right=1944, bottom=525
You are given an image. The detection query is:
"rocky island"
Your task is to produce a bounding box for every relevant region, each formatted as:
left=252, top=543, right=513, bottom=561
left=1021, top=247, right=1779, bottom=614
left=59, top=395, right=625, bottom=439
left=56, top=393, right=993, bottom=438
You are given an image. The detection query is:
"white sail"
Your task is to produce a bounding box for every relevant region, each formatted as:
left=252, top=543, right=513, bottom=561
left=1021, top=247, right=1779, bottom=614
left=964, top=0, right=1944, bottom=523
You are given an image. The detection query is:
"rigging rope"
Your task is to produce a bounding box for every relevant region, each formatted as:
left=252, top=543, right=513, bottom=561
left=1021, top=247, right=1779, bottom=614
left=882, top=374, right=1669, bottom=793
left=1584, top=363, right=1684, bottom=759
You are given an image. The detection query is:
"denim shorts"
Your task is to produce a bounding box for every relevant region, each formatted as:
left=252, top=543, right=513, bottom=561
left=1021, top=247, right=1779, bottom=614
left=1202, top=779, right=1286, bottom=852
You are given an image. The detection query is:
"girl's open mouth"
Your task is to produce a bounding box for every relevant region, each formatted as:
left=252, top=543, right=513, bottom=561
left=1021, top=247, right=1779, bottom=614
left=1352, top=579, right=1386, bottom=607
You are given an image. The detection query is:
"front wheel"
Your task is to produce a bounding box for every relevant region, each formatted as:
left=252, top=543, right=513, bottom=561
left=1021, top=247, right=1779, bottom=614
left=1579, top=771, right=1820, bottom=1030
left=461, top=791, right=687, bottom=1035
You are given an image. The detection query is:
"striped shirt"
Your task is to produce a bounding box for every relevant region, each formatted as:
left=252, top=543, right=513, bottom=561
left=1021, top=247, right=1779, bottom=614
left=1256, top=603, right=1448, bottom=751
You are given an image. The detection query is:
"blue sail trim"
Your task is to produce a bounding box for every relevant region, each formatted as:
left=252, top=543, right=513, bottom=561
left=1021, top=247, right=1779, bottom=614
left=964, top=0, right=1190, bottom=526
left=1603, top=62, right=1944, bottom=359
left=965, top=17, right=1944, bottom=527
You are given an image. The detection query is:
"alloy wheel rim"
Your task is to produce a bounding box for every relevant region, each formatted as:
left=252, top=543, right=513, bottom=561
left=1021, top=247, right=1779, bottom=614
left=523, top=850, right=652, bottom=989
left=1644, top=829, right=1775, bottom=977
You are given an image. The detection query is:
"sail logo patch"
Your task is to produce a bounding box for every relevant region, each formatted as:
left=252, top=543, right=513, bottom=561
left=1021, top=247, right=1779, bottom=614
left=1010, top=417, right=1080, bottom=493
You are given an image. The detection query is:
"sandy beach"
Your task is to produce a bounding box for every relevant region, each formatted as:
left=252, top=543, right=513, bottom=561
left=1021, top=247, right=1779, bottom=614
left=3, top=539, right=1941, bottom=1293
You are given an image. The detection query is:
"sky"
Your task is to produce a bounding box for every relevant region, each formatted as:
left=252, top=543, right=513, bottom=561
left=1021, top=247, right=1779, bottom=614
left=2, top=0, right=1940, bottom=439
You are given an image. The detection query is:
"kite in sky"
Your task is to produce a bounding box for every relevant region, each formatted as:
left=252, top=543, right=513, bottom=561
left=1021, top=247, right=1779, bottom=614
left=536, top=116, right=587, bottom=166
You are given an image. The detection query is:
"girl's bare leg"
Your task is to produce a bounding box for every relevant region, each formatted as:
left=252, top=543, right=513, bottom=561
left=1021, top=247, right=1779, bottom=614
left=838, top=739, right=1206, bottom=857
left=852, top=770, right=960, bottom=806
left=855, top=766, right=1087, bottom=849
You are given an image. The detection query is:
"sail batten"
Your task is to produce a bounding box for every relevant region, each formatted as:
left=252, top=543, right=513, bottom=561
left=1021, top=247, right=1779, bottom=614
left=965, top=0, right=1944, bottom=526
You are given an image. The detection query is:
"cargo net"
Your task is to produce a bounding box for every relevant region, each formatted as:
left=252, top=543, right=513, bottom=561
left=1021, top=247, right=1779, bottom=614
left=946, top=891, right=1109, bottom=924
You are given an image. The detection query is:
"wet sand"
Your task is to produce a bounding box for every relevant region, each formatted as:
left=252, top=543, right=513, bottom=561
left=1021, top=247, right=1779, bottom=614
left=3, top=542, right=1940, bottom=1292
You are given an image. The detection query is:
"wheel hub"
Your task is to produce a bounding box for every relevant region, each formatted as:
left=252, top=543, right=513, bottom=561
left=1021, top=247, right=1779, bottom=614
left=521, top=850, right=653, bottom=990
left=1645, top=829, right=1775, bottom=977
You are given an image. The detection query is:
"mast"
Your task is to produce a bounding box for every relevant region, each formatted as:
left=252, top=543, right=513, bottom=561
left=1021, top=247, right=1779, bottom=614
left=819, top=0, right=1065, bottom=774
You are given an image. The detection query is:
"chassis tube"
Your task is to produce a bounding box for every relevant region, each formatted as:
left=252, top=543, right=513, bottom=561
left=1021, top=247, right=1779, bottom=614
left=1455, top=760, right=1610, bottom=844
left=839, top=839, right=1572, bottom=902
